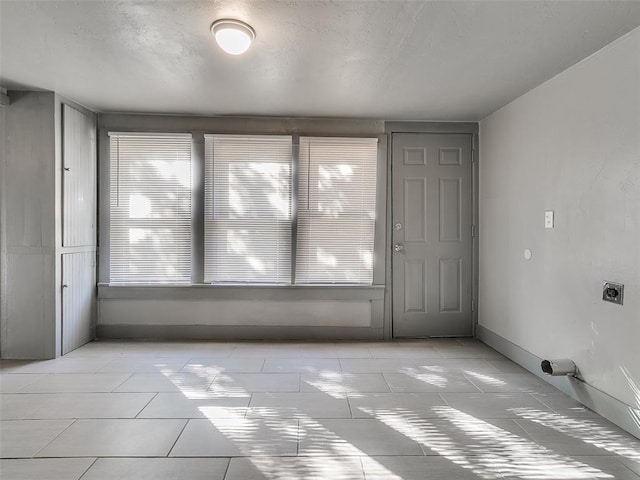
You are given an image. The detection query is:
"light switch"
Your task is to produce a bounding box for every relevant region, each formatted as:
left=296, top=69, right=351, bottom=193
left=545, top=210, right=554, bottom=229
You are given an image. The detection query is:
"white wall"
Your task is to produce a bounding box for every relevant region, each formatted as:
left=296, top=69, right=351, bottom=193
left=479, top=27, right=640, bottom=409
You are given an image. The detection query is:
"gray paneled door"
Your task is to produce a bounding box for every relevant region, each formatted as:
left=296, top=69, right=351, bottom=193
left=392, top=133, right=473, bottom=337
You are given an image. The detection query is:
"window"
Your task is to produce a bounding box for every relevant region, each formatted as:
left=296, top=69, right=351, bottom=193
left=296, top=137, right=378, bottom=284
left=204, top=135, right=292, bottom=283
left=109, top=133, right=192, bottom=284
left=107, top=132, right=378, bottom=286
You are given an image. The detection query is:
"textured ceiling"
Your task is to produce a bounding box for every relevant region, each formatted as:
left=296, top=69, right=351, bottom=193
left=1, top=1, right=640, bottom=120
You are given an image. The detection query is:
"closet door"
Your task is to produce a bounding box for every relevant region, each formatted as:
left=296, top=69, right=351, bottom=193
left=62, top=252, right=95, bottom=354
left=62, top=105, right=96, bottom=246
left=61, top=104, right=96, bottom=354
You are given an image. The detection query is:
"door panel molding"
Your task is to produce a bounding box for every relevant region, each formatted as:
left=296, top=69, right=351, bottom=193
left=439, top=177, right=462, bottom=242
left=404, top=259, right=427, bottom=313
left=439, top=257, right=462, bottom=313
left=403, top=178, right=427, bottom=242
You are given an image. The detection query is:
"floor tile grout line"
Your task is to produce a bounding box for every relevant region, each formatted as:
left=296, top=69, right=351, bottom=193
left=461, top=372, right=486, bottom=394
left=3, top=373, right=46, bottom=394
left=134, top=392, right=159, bottom=419
left=437, top=392, right=450, bottom=409
left=75, top=456, right=99, bottom=480
left=380, top=372, right=393, bottom=393
left=109, top=372, right=134, bottom=393
left=358, top=455, right=367, bottom=479
left=8, top=388, right=144, bottom=394
left=512, top=417, right=537, bottom=442
left=404, top=416, right=430, bottom=457
left=221, top=457, right=232, bottom=480
left=346, top=394, right=354, bottom=419
left=260, top=358, right=266, bottom=373
left=204, top=370, right=219, bottom=392
left=617, top=460, right=640, bottom=478
left=30, top=417, right=79, bottom=458
left=1, top=415, right=185, bottom=422
left=165, top=418, right=190, bottom=458
left=527, top=391, right=559, bottom=413
left=244, top=392, right=253, bottom=418
left=1, top=390, right=157, bottom=395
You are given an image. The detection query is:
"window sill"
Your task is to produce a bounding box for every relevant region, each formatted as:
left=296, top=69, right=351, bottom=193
left=97, top=283, right=385, bottom=301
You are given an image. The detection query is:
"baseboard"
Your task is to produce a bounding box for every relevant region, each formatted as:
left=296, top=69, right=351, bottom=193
left=96, top=324, right=385, bottom=341
left=477, top=324, right=640, bottom=440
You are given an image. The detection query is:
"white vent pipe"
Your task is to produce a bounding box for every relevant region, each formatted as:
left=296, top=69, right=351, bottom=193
left=541, top=359, right=577, bottom=376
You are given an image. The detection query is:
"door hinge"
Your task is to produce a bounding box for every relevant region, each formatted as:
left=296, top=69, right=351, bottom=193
left=471, top=225, right=476, bottom=238
left=472, top=135, right=477, bottom=161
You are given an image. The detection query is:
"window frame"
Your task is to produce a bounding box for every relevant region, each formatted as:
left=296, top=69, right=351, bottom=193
left=204, top=134, right=294, bottom=284
left=107, top=132, right=194, bottom=285
left=294, top=136, right=379, bottom=285
left=98, top=120, right=387, bottom=291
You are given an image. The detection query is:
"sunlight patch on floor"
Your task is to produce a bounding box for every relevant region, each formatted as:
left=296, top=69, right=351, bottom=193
left=433, top=406, right=613, bottom=479
left=512, top=408, right=640, bottom=461
left=302, top=371, right=366, bottom=399
left=148, top=345, right=638, bottom=480
left=359, top=406, right=502, bottom=479
left=246, top=456, right=368, bottom=480
left=354, top=405, right=614, bottom=479
left=464, top=370, right=507, bottom=387
left=400, top=367, right=448, bottom=388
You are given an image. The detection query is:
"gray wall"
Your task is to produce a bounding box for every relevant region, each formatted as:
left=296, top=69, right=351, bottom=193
left=0, top=91, right=58, bottom=358
left=479, top=27, right=640, bottom=409
left=97, top=114, right=389, bottom=339
left=0, top=91, right=97, bottom=359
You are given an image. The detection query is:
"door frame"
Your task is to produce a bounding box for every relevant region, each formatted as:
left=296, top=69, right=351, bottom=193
left=384, top=122, right=479, bottom=339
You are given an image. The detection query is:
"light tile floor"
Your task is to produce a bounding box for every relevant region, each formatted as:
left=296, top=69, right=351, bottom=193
left=1, top=339, right=639, bottom=479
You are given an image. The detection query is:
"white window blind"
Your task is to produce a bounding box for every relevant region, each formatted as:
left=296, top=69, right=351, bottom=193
left=109, top=133, right=192, bottom=284
left=296, top=137, right=378, bottom=284
left=205, top=135, right=292, bottom=283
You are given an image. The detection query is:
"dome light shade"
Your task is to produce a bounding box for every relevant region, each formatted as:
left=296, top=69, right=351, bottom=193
left=211, top=19, right=255, bottom=55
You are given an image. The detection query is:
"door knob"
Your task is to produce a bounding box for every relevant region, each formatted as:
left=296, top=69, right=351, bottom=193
left=393, top=244, right=404, bottom=252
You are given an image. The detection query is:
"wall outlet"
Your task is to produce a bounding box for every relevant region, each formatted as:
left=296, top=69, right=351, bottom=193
left=602, top=281, right=624, bottom=305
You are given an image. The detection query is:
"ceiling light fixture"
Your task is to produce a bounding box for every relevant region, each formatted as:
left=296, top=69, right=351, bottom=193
left=211, top=19, right=255, bottom=56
